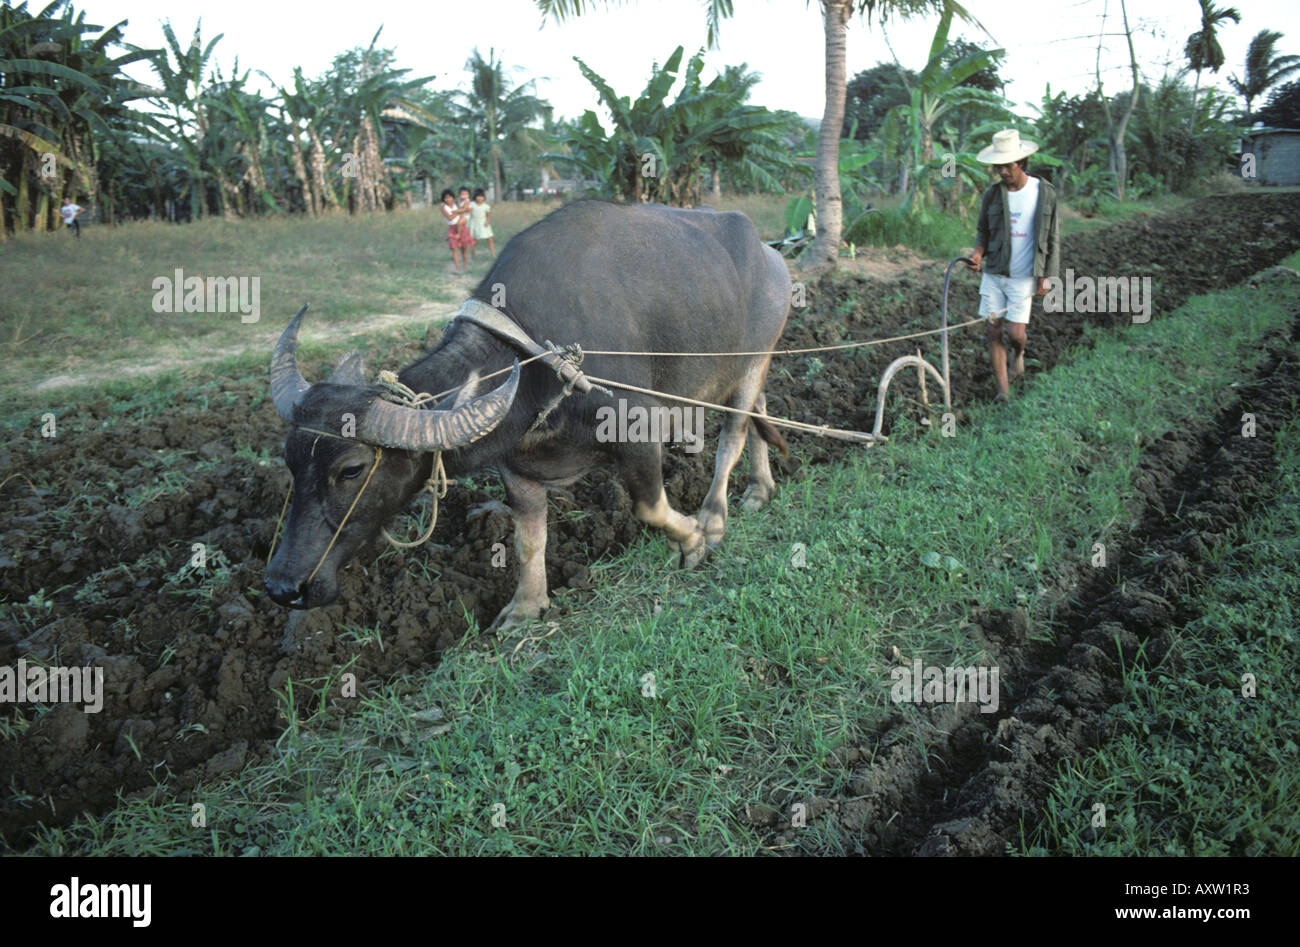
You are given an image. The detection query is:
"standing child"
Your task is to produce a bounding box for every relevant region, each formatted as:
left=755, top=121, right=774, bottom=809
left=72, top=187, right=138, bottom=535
left=456, top=186, right=476, bottom=261
left=469, top=188, right=495, bottom=259
left=440, top=188, right=471, bottom=273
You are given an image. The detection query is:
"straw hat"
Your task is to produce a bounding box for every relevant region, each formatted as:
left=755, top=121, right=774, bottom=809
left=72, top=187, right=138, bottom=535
left=977, top=129, right=1039, bottom=165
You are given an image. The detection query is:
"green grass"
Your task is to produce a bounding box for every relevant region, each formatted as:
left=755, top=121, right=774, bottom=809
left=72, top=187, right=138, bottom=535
left=0, top=194, right=789, bottom=410
left=1059, top=192, right=1193, bottom=237
left=712, top=193, right=788, bottom=242
left=843, top=190, right=1195, bottom=259
left=844, top=205, right=975, bottom=259
left=18, top=252, right=1300, bottom=856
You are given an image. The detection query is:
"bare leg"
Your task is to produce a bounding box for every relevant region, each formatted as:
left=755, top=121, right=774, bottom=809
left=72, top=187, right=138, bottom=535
left=1008, top=323, right=1027, bottom=380
left=986, top=317, right=1010, bottom=399
left=488, top=467, right=550, bottom=633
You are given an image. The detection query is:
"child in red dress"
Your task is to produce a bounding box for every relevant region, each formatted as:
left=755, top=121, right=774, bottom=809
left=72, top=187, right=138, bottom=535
left=440, top=188, right=473, bottom=273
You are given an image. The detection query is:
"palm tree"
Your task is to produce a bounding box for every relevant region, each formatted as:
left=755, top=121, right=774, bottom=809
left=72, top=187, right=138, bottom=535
left=1228, top=29, right=1300, bottom=121
left=535, top=0, right=977, bottom=270
left=462, top=48, right=549, bottom=201
left=1184, top=0, right=1241, bottom=116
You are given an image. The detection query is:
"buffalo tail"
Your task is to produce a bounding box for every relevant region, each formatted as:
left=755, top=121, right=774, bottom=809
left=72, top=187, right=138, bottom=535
left=751, top=416, right=789, bottom=458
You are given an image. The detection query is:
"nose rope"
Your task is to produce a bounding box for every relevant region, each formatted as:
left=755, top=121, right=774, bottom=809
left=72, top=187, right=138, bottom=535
left=266, top=480, right=294, bottom=562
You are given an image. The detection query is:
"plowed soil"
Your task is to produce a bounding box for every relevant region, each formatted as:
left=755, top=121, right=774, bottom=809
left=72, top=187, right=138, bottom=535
left=3, top=192, right=1299, bottom=849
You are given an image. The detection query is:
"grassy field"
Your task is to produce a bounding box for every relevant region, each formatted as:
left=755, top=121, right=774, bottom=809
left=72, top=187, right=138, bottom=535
left=0, top=200, right=560, bottom=395
left=19, top=249, right=1298, bottom=856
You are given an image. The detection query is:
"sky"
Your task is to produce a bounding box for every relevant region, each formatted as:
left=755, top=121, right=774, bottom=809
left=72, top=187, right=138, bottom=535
left=82, top=0, right=1299, bottom=125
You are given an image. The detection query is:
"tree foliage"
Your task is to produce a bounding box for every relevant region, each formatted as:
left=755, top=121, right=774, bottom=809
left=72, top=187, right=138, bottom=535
left=0, top=6, right=557, bottom=231
left=1255, top=80, right=1300, bottom=127
left=547, top=45, right=803, bottom=205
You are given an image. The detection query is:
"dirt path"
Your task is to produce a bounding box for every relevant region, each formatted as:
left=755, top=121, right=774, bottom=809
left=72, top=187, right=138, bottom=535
left=2, top=193, right=1298, bottom=848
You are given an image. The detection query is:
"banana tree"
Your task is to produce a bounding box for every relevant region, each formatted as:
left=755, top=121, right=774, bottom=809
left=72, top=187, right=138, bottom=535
left=208, top=65, right=281, bottom=215
left=883, top=3, right=1009, bottom=215
left=556, top=45, right=797, bottom=206
left=312, top=28, right=438, bottom=214
left=542, top=109, right=614, bottom=191
left=270, top=66, right=342, bottom=215
left=786, top=125, right=880, bottom=255
left=1, top=0, right=153, bottom=233
left=145, top=19, right=224, bottom=219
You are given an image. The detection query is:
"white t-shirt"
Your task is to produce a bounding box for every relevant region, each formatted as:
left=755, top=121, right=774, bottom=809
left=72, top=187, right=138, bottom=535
left=1006, top=176, right=1039, bottom=278
left=60, top=203, right=82, bottom=225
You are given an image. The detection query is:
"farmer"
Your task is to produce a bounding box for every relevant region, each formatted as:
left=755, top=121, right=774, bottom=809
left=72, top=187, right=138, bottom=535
left=967, top=129, right=1060, bottom=401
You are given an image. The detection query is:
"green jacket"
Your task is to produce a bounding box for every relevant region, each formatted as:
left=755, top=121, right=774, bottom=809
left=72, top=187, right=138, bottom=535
left=975, top=177, right=1061, bottom=280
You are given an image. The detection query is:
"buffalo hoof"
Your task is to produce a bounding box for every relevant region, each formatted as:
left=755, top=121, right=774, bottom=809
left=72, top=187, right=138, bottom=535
left=698, top=508, right=727, bottom=550
left=740, top=483, right=771, bottom=512
left=487, top=596, right=549, bottom=635
left=672, top=520, right=708, bottom=569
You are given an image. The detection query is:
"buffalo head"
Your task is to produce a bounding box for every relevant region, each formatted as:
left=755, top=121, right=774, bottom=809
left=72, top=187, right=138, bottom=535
left=263, top=306, right=519, bottom=608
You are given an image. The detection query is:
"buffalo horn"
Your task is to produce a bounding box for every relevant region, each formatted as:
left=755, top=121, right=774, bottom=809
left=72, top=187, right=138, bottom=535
left=270, top=305, right=312, bottom=420
left=358, top=361, right=520, bottom=451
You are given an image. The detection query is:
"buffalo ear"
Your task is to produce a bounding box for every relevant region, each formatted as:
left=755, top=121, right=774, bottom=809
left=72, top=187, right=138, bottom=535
left=328, top=351, right=367, bottom=387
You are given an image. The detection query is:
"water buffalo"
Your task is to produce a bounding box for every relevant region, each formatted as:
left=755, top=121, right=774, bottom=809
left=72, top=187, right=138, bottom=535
left=264, top=200, right=790, bottom=632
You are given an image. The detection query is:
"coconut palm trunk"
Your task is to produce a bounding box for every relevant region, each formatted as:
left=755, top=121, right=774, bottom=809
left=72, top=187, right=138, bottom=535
left=488, top=107, right=504, bottom=202
left=805, top=0, right=850, bottom=268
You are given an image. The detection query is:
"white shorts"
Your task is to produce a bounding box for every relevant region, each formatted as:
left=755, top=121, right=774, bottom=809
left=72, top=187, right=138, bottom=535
left=979, top=273, right=1035, bottom=325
